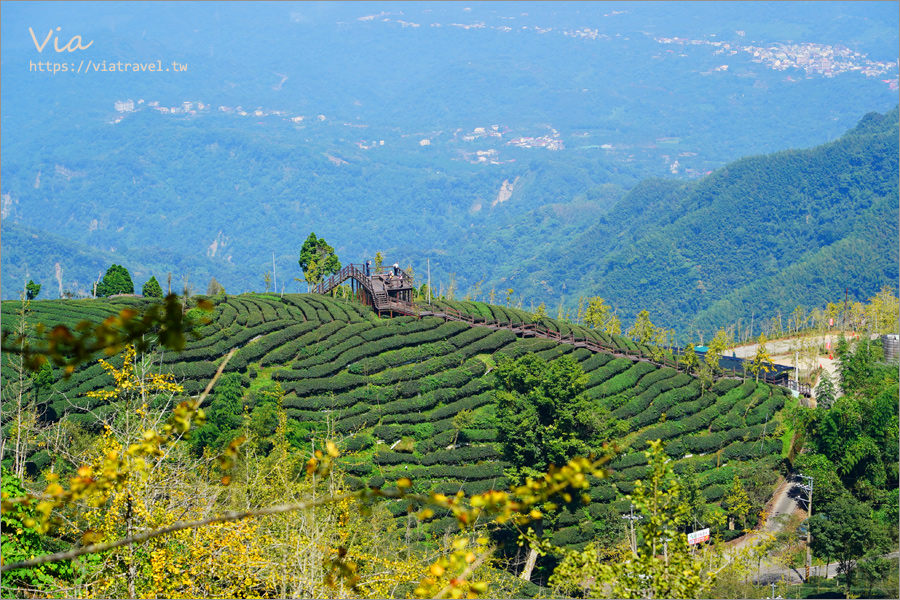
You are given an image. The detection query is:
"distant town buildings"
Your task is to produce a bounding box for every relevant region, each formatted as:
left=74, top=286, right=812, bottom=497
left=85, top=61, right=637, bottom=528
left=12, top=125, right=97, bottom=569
left=655, top=36, right=898, bottom=82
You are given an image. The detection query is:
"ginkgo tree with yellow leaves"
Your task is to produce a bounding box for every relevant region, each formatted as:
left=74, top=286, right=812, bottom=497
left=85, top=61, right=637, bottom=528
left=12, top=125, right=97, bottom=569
left=747, top=334, right=775, bottom=382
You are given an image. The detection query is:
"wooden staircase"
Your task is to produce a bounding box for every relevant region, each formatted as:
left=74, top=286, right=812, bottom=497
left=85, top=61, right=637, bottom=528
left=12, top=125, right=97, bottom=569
left=314, top=263, right=419, bottom=316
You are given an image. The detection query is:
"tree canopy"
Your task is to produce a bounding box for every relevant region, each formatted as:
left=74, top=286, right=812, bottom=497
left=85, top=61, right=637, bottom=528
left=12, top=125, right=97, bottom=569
left=141, top=276, right=163, bottom=298
left=25, top=280, right=41, bottom=301
left=96, top=265, right=134, bottom=297
left=494, top=353, right=591, bottom=478
left=298, top=233, right=341, bottom=287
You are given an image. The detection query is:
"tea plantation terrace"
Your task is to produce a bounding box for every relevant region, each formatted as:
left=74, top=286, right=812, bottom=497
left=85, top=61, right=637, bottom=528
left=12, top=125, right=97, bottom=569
left=1, top=294, right=796, bottom=549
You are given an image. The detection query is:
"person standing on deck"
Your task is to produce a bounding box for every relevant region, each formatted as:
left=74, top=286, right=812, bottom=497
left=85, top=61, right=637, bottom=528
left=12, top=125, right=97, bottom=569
left=365, top=260, right=371, bottom=277
left=393, top=262, right=399, bottom=276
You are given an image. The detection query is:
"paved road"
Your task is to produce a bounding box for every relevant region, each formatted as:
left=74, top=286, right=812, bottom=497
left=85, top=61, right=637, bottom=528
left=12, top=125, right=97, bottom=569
left=728, top=332, right=876, bottom=401
left=754, top=552, right=900, bottom=584
left=726, top=476, right=898, bottom=584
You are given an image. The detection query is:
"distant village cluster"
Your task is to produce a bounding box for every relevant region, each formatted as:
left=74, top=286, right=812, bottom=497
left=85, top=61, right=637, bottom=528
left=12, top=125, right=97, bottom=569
left=353, top=10, right=898, bottom=91
left=107, top=97, right=716, bottom=177
left=655, top=35, right=899, bottom=88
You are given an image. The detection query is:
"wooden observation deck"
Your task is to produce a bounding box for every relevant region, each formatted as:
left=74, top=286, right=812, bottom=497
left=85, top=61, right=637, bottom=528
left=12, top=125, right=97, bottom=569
left=314, top=263, right=417, bottom=317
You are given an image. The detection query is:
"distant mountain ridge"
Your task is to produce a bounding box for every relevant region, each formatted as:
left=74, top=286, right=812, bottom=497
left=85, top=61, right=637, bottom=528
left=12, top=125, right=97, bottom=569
left=461, top=106, right=899, bottom=335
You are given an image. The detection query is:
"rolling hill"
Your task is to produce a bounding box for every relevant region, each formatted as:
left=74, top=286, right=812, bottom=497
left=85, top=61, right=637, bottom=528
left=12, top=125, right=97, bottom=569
left=1, top=293, right=793, bottom=555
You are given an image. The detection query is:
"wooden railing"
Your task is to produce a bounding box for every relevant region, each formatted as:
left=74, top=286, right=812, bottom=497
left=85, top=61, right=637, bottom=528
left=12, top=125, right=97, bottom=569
left=308, top=289, right=812, bottom=398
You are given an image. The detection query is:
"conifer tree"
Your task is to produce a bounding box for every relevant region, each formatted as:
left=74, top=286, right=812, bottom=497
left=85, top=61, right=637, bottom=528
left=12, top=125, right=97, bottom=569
left=96, top=264, right=134, bottom=297
left=141, top=276, right=163, bottom=298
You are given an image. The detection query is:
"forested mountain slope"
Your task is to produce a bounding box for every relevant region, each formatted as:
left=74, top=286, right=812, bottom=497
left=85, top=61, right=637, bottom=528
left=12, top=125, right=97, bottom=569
left=2, top=294, right=791, bottom=555
left=494, top=106, right=899, bottom=334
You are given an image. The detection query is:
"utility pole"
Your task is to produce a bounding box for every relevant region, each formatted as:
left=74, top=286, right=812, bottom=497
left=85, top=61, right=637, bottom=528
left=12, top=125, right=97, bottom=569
left=427, top=259, right=431, bottom=305
left=843, top=287, right=849, bottom=331
left=799, top=474, right=814, bottom=582
left=621, top=504, right=642, bottom=556
left=273, top=252, right=277, bottom=295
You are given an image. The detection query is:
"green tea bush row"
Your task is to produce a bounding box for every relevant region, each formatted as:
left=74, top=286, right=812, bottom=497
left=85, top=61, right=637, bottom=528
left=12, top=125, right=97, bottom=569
left=534, top=344, right=575, bottom=363
left=370, top=351, right=468, bottom=387
left=234, top=322, right=319, bottom=364
left=408, top=463, right=507, bottom=482
left=585, top=357, right=633, bottom=390
left=334, top=411, right=380, bottom=433
left=672, top=455, right=718, bottom=474
left=349, top=340, right=456, bottom=375
left=293, top=322, right=375, bottom=366
left=596, top=361, right=659, bottom=399
left=614, top=464, right=650, bottom=482
left=628, top=377, right=701, bottom=429
left=746, top=392, right=786, bottom=426
left=721, top=439, right=781, bottom=462
left=420, top=444, right=500, bottom=466
left=711, top=387, right=766, bottom=432
left=711, top=378, right=742, bottom=394
left=281, top=296, right=320, bottom=322
left=610, top=373, right=680, bottom=421
left=243, top=297, right=280, bottom=323
left=591, top=484, right=618, bottom=504
left=359, top=317, right=439, bottom=343
left=282, top=372, right=367, bottom=396
left=234, top=299, right=249, bottom=326
left=666, top=389, right=718, bottom=421
left=283, top=394, right=343, bottom=411
left=682, top=432, right=728, bottom=454
left=458, top=478, right=509, bottom=495
left=428, top=391, right=494, bottom=422
left=350, top=341, right=457, bottom=374
left=343, top=322, right=468, bottom=374
left=380, top=379, right=494, bottom=425
left=702, top=484, right=727, bottom=502
left=633, top=366, right=678, bottom=395
left=322, top=300, right=351, bottom=323
left=698, top=464, right=737, bottom=487
left=416, top=430, right=458, bottom=454
left=374, top=451, right=418, bottom=466
left=550, top=526, right=592, bottom=548
left=610, top=451, right=649, bottom=470
left=342, top=433, right=375, bottom=453
left=493, top=338, right=559, bottom=361
left=165, top=360, right=220, bottom=380
left=164, top=321, right=289, bottom=363
left=260, top=325, right=338, bottom=366
left=397, top=359, right=487, bottom=398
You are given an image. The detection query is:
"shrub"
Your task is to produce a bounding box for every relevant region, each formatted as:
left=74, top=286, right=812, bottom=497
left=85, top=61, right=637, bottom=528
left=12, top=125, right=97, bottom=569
left=702, top=483, right=727, bottom=502
left=610, top=452, right=649, bottom=470
left=586, top=357, right=633, bottom=389
left=683, top=432, right=727, bottom=454
left=633, top=366, right=678, bottom=394
left=342, top=434, right=375, bottom=453
left=551, top=525, right=593, bottom=548
left=374, top=450, right=419, bottom=466
left=420, top=445, right=500, bottom=466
